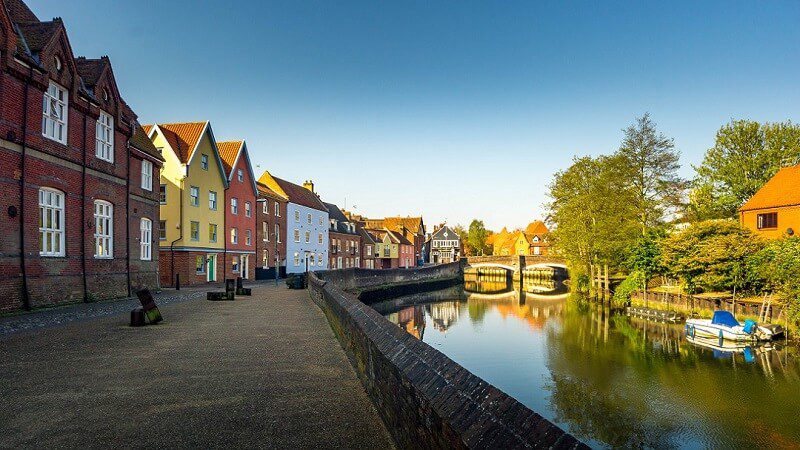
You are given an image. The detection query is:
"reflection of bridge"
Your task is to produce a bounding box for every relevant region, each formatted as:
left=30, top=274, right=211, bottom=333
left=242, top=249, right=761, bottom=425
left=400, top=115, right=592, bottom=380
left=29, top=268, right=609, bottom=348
left=464, top=255, right=568, bottom=278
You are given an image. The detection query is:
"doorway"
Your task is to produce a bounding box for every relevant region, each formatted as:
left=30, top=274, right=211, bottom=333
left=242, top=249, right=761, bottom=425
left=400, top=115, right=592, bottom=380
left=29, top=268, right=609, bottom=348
left=207, top=253, right=217, bottom=282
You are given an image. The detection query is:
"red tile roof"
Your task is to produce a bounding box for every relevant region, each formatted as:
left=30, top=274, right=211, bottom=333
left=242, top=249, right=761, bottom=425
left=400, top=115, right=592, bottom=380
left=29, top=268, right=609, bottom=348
left=525, top=220, right=549, bottom=236
left=263, top=174, right=327, bottom=212
left=151, top=121, right=207, bottom=164
left=740, top=165, right=800, bottom=212
left=216, top=140, right=243, bottom=178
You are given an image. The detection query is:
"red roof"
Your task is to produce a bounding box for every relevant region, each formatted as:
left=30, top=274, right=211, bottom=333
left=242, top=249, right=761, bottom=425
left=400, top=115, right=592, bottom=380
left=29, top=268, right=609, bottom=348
left=148, top=122, right=207, bottom=164
left=217, top=140, right=243, bottom=177
left=740, top=165, right=800, bottom=212
left=270, top=175, right=327, bottom=212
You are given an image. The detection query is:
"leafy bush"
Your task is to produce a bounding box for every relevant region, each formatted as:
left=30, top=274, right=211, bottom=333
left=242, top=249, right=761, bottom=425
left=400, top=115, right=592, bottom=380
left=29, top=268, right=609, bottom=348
left=612, top=271, right=644, bottom=306
left=747, top=237, right=800, bottom=321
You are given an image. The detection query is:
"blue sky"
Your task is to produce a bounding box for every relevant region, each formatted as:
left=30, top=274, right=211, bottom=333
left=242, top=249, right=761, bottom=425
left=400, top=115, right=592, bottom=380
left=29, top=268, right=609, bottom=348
left=30, top=0, right=800, bottom=231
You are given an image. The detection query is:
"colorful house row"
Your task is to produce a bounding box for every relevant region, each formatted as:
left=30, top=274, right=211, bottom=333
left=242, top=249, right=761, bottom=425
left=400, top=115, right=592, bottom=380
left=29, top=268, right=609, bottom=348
left=488, top=221, right=550, bottom=256
left=145, top=122, right=257, bottom=286
left=0, top=0, right=164, bottom=311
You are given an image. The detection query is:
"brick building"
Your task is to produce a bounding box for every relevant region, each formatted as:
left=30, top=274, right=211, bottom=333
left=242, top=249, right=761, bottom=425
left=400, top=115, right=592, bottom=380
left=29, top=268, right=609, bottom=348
left=324, top=202, right=361, bottom=269
left=359, top=216, right=426, bottom=266
left=0, top=0, right=164, bottom=312
left=255, top=181, right=288, bottom=279
left=218, top=140, right=257, bottom=279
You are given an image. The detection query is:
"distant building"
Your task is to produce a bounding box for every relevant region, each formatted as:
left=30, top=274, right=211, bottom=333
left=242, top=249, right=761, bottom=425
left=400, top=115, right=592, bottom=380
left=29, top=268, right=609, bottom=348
left=739, top=165, right=800, bottom=239
left=324, top=202, right=361, bottom=269
left=367, top=228, right=415, bottom=269
left=255, top=182, right=288, bottom=279
left=259, top=174, right=328, bottom=273
left=358, top=216, right=426, bottom=266
left=429, top=225, right=461, bottom=264
left=490, top=221, right=550, bottom=256
left=359, top=228, right=378, bottom=269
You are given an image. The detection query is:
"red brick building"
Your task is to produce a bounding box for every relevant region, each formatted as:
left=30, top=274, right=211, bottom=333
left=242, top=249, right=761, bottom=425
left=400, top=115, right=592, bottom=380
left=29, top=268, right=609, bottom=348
left=324, top=202, right=362, bottom=269
left=0, top=0, right=164, bottom=311
left=255, top=181, right=288, bottom=279
left=218, top=140, right=257, bottom=280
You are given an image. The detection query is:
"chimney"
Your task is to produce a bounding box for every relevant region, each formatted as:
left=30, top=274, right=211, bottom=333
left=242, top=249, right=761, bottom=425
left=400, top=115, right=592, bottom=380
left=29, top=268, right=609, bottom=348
left=303, top=180, right=314, bottom=193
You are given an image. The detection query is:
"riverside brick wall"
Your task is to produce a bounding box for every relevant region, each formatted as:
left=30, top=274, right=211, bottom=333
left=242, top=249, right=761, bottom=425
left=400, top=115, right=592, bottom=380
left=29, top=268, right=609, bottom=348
left=308, top=265, right=586, bottom=449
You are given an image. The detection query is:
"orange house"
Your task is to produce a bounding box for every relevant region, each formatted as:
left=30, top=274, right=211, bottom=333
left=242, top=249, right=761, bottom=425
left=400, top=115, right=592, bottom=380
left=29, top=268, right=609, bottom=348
left=739, top=165, right=800, bottom=239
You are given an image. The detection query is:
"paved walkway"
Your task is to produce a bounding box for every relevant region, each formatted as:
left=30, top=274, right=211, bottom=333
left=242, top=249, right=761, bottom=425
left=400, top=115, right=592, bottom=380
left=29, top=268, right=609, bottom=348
left=0, top=284, right=394, bottom=449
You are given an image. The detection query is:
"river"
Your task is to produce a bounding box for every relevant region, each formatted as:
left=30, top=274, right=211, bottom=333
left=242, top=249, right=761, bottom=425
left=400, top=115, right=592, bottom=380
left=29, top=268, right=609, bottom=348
left=372, top=272, right=800, bottom=449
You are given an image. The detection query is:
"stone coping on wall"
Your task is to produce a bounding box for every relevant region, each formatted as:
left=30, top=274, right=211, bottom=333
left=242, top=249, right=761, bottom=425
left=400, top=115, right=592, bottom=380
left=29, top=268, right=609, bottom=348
left=309, top=265, right=587, bottom=449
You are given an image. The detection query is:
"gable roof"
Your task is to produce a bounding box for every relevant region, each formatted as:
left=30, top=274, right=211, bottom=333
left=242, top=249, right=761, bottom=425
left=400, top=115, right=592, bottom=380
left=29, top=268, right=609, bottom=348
left=130, top=123, right=164, bottom=162
left=5, top=0, right=39, bottom=23
left=360, top=228, right=377, bottom=245
left=324, top=202, right=358, bottom=235
left=74, top=56, right=105, bottom=88
left=382, top=217, right=425, bottom=235
left=740, top=165, right=800, bottom=212
left=149, top=121, right=207, bottom=164
left=525, top=220, right=549, bottom=236
left=431, top=225, right=459, bottom=241
left=256, top=181, right=287, bottom=201
left=14, top=19, right=59, bottom=56
left=259, top=171, right=327, bottom=212
left=216, top=140, right=242, bottom=177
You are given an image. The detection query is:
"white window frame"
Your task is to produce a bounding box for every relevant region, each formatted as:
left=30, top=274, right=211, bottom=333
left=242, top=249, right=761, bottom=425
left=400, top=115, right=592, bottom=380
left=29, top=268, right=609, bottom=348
left=42, top=81, right=68, bottom=144
left=263, top=200, right=269, bottom=214
left=201, top=154, right=209, bottom=170
left=318, top=233, right=323, bottom=244
left=95, top=111, right=114, bottom=162
left=140, top=218, right=152, bottom=261
left=237, top=169, right=243, bottom=182
left=305, top=230, right=310, bottom=243
left=231, top=228, right=238, bottom=244
left=209, top=191, right=217, bottom=210
left=209, top=223, right=218, bottom=243
left=38, top=187, right=65, bottom=257
left=263, top=222, right=269, bottom=242
left=141, top=159, right=153, bottom=190
left=159, top=220, right=167, bottom=241
left=275, top=202, right=280, bottom=216
left=294, top=252, right=300, bottom=266
left=189, top=186, right=199, bottom=206
left=276, top=224, right=281, bottom=243
left=294, top=229, right=300, bottom=242
left=231, top=197, right=238, bottom=214
left=160, top=184, right=167, bottom=204
left=294, top=210, right=300, bottom=222
left=307, top=213, right=312, bottom=225
left=94, top=200, right=114, bottom=259
left=245, top=202, right=251, bottom=218
left=246, top=229, right=252, bottom=246
left=190, top=221, right=200, bottom=241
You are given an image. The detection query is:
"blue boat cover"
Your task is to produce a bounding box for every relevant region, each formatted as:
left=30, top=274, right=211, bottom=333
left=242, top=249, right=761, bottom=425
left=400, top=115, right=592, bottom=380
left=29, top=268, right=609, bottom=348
left=711, top=311, right=739, bottom=327
left=743, top=319, right=758, bottom=334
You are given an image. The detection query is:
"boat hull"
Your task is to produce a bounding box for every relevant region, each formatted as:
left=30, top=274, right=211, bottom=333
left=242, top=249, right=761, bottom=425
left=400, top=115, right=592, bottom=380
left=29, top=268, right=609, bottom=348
left=685, top=320, right=756, bottom=342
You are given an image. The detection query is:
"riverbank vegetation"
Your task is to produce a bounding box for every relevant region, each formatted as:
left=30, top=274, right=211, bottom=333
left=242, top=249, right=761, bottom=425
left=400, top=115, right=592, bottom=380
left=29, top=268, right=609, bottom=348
left=546, top=114, right=800, bottom=321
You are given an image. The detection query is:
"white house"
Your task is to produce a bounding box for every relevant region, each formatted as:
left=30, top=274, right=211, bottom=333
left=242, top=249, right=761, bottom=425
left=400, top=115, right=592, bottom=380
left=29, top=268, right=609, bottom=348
left=258, top=174, right=329, bottom=274
left=429, top=225, right=461, bottom=264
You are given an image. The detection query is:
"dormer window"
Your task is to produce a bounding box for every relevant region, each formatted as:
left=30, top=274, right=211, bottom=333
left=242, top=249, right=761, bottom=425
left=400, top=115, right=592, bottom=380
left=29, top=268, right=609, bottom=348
left=95, top=111, right=114, bottom=162
left=42, top=82, right=68, bottom=144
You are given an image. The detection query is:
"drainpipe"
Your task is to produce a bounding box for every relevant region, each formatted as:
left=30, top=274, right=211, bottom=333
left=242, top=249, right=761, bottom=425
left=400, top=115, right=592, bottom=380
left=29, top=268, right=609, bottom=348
left=18, top=65, right=33, bottom=310
left=170, top=176, right=183, bottom=287
left=125, top=128, right=133, bottom=297
left=81, top=110, right=88, bottom=302
left=223, top=191, right=227, bottom=283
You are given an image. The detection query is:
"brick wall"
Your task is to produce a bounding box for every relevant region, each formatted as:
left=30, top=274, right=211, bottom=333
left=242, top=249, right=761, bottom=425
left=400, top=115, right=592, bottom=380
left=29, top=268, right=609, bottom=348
left=255, top=195, right=287, bottom=276
left=159, top=250, right=222, bottom=287
left=309, top=266, right=586, bottom=449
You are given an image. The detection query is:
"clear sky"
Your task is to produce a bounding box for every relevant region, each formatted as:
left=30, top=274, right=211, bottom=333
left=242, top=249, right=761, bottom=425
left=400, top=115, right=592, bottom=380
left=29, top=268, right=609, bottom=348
left=28, top=0, right=800, bottom=231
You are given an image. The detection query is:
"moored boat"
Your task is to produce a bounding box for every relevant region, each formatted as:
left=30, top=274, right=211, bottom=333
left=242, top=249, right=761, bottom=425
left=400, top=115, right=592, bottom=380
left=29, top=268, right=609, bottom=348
left=685, top=310, right=784, bottom=342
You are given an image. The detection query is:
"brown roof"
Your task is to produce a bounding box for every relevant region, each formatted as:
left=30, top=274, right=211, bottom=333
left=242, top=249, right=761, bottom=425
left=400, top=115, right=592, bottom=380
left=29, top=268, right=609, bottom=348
left=256, top=181, right=287, bottom=201
left=5, top=0, right=39, bottom=23
left=130, top=124, right=164, bottom=162
left=266, top=174, right=327, bottom=212
left=15, top=20, right=60, bottom=55
left=150, top=121, right=207, bottom=164
left=740, top=165, right=800, bottom=212
left=525, top=220, right=549, bottom=236
left=383, top=217, right=424, bottom=234
left=74, top=57, right=105, bottom=88
left=216, top=140, right=243, bottom=177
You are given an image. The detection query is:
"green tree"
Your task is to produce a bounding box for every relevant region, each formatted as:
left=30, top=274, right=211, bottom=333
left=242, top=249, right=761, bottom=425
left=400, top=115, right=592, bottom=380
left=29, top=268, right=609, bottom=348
left=452, top=224, right=472, bottom=256
left=747, top=237, right=800, bottom=321
left=659, top=220, right=763, bottom=294
left=467, top=219, right=489, bottom=255
left=546, top=154, right=639, bottom=281
left=616, top=113, right=684, bottom=235
left=624, top=232, right=665, bottom=296
left=691, top=120, right=800, bottom=219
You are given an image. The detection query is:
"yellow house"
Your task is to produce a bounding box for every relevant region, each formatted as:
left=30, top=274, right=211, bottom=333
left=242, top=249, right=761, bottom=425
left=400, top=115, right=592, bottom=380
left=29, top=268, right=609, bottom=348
left=144, top=121, right=228, bottom=286
left=739, top=164, right=800, bottom=239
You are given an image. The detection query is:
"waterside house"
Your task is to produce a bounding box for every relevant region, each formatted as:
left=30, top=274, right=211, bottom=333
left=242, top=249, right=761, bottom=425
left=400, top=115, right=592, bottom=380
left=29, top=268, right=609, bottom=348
left=739, top=164, right=800, bottom=239
left=255, top=181, right=288, bottom=279
left=429, top=225, right=461, bottom=264
left=324, top=202, right=361, bottom=269
left=217, top=140, right=257, bottom=279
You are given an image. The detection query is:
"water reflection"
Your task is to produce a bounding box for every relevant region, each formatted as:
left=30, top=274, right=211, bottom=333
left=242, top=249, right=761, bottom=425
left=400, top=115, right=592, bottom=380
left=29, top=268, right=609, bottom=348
left=380, top=274, right=800, bottom=449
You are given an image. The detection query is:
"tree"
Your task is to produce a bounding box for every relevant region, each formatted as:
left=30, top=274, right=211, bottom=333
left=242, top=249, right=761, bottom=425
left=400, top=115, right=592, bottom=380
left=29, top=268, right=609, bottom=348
left=467, top=220, right=489, bottom=256
left=659, top=220, right=763, bottom=294
left=546, top=154, right=639, bottom=280
left=747, top=237, right=800, bottom=321
left=692, top=120, right=800, bottom=219
left=624, top=231, right=665, bottom=297
left=453, top=224, right=472, bottom=256
left=616, top=113, right=684, bottom=235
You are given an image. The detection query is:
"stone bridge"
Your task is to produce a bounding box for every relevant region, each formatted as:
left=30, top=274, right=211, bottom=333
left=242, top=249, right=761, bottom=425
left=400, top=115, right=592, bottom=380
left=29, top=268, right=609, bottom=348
left=464, top=255, right=567, bottom=272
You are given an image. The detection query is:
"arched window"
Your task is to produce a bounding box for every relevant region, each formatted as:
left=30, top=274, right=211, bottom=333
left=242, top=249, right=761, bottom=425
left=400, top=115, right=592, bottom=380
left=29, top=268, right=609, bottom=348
left=39, top=188, right=65, bottom=256
left=94, top=200, right=113, bottom=258
left=140, top=218, right=152, bottom=261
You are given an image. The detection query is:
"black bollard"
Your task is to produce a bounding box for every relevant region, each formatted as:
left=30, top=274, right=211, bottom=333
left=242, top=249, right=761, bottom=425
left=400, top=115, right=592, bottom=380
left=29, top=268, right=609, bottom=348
left=175, top=273, right=181, bottom=291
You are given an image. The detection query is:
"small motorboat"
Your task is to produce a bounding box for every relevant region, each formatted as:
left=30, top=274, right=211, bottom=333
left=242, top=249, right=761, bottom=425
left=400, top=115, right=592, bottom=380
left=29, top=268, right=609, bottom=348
left=685, top=310, right=783, bottom=342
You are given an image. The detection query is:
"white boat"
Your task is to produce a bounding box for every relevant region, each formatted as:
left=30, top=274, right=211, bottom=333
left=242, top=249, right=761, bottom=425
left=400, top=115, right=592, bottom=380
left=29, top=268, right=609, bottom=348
left=685, top=311, right=783, bottom=342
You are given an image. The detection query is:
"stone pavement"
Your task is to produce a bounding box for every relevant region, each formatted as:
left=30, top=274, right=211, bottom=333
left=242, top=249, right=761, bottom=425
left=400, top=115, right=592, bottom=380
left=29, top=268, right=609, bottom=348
left=0, top=283, right=394, bottom=449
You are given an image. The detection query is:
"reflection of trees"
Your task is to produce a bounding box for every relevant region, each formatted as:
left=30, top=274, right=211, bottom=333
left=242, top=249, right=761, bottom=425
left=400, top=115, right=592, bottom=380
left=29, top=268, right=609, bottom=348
left=545, top=300, right=800, bottom=448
